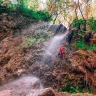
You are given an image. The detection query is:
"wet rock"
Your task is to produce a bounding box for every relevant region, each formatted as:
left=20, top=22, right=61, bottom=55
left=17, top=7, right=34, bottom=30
left=48, top=24, right=67, bottom=35
left=33, top=88, right=55, bottom=96
left=66, top=30, right=74, bottom=44
left=84, top=32, right=92, bottom=45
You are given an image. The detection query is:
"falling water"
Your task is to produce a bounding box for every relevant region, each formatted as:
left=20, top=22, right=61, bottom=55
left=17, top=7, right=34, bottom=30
left=42, top=31, right=69, bottom=65
left=48, top=31, right=68, bottom=55
left=0, top=76, right=43, bottom=96
left=46, top=31, right=69, bottom=56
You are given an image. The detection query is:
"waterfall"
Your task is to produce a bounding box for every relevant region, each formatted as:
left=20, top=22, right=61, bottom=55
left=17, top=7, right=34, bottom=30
left=47, top=31, right=69, bottom=55
left=43, top=30, right=69, bottom=64
left=0, top=76, right=43, bottom=96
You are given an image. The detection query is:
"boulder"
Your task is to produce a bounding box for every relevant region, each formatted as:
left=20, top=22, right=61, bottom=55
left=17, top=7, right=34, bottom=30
left=33, top=88, right=55, bottom=96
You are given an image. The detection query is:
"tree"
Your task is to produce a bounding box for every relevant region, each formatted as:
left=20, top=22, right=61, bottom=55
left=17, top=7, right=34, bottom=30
left=46, top=0, right=72, bottom=26
left=0, top=0, right=12, bottom=7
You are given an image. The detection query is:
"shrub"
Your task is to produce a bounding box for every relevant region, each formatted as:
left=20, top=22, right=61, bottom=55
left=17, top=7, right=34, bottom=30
left=0, top=5, right=13, bottom=14
left=61, top=84, right=83, bottom=93
left=24, top=33, right=48, bottom=47
left=73, top=39, right=96, bottom=50
left=24, top=36, right=36, bottom=47
left=0, top=1, right=52, bottom=21
left=18, top=6, right=52, bottom=21
left=73, top=18, right=96, bottom=32
left=73, top=19, right=85, bottom=28
left=34, top=31, right=50, bottom=40
left=87, top=17, right=96, bottom=31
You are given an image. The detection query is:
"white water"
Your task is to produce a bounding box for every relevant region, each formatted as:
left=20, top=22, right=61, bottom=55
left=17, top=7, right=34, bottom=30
left=47, top=31, right=69, bottom=55
left=0, top=76, right=43, bottom=96
left=42, top=31, right=69, bottom=64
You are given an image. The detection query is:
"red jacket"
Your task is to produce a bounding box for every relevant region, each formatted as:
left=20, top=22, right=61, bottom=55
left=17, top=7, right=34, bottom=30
left=59, top=46, right=65, bottom=54
left=59, top=46, right=66, bottom=58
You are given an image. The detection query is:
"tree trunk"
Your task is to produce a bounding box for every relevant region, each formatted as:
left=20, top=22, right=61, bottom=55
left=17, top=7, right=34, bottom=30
left=53, top=14, right=58, bottom=24
left=84, top=20, right=86, bottom=31
left=78, top=0, right=86, bottom=31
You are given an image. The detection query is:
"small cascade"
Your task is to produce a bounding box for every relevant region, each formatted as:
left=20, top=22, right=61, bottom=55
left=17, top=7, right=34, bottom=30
left=43, top=30, right=69, bottom=64
left=47, top=31, right=69, bottom=55
left=0, top=76, right=43, bottom=96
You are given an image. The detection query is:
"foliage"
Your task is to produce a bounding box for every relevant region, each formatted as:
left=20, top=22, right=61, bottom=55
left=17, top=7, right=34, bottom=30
left=61, top=84, right=83, bottom=93
left=24, top=36, right=36, bottom=47
left=0, top=0, right=12, bottom=8
left=87, top=17, right=96, bottom=31
left=73, top=39, right=96, bottom=50
left=0, top=5, right=10, bottom=13
left=17, top=0, right=38, bottom=9
left=61, top=84, right=92, bottom=94
left=0, top=0, right=52, bottom=21
left=61, top=78, right=92, bottom=94
left=0, top=0, right=15, bottom=14
left=73, top=19, right=85, bottom=28
left=34, top=31, right=50, bottom=40
left=24, top=31, right=50, bottom=47
left=16, top=5, right=52, bottom=21
left=46, top=0, right=72, bottom=24
left=37, top=38, right=45, bottom=43
left=73, top=17, right=96, bottom=31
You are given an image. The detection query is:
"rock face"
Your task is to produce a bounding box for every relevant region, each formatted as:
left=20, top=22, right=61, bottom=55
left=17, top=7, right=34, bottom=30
left=0, top=36, right=26, bottom=84
left=70, top=49, right=96, bottom=93
left=0, top=13, right=13, bottom=41
left=33, top=88, right=55, bottom=96
left=48, top=24, right=67, bottom=35
left=0, top=18, right=51, bottom=85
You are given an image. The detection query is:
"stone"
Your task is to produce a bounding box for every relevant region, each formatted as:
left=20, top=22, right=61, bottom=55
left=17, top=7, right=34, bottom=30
left=48, top=24, right=67, bottom=35
left=36, top=88, right=55, bottom=96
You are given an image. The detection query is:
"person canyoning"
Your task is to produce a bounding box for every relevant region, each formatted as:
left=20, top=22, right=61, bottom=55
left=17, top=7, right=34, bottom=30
left=58, top=45, right=66, bottom=59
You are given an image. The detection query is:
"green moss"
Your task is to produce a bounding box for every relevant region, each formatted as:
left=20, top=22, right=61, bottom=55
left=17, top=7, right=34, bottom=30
left=24, top=36, right=36, bottom=47
left=24, top=32, right=49, bottom=47
left=61, top=82, right=92, bottom=94
left=61, top=84, right=83, bottom=93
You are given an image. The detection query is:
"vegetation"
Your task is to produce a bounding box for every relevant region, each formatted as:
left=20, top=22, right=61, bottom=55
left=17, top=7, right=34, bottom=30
left=72, top=17, right=96, bottom=50
left=61, top=78, right=92, bottom=94
left=24, top=31, right=49, bottom=47
left=61, top=84, right=92, bottom=94
left=61, top=84, right=83, bottom=93
left=0, top=0, right=52, bottom=21
left=24, top=36, right=36, bottom=47
left=73, top=39, right=96, bottom=50
left=73, top=18, right=96, bottom=31
left=87, top=17, right=96, bottom=31
left=16, top=6, right=52, bottom=21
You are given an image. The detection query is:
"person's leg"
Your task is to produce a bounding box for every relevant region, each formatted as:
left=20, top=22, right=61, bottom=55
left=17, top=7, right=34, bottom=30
left=63, top=52, right=66, bottom=58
